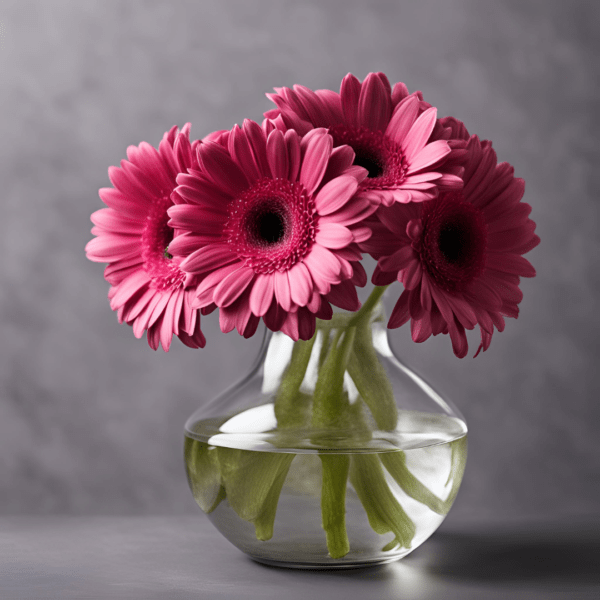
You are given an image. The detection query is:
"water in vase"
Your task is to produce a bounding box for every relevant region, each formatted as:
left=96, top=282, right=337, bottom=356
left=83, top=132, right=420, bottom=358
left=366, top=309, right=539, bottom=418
left=184, top=407, right=467, bottom=568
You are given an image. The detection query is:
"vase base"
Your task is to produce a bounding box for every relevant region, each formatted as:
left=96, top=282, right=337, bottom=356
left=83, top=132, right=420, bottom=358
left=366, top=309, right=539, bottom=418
left=249, top=555, right=403, bottom=570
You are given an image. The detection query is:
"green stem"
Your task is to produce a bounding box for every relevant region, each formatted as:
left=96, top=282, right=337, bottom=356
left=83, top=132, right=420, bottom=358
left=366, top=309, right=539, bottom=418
left=348, top=285, right=389, bottom=327
left=320, top=454, right=351, bottom=558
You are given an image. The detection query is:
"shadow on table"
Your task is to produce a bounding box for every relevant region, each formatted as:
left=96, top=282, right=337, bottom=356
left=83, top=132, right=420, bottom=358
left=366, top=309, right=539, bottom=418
left=402, top=522, right=600, bottom=586
left=253, top=521, right=600, bottom=586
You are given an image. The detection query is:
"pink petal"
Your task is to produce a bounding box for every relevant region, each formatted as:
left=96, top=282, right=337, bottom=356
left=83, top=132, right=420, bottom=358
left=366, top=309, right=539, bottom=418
left=303, top=244, right=342, bottom=286
left=315, top=223, right=353, bottom=249
left=288, top=262, right=313, bottom=306
left=99, top=187, right=146, bottom=219
left=407, top=140, right=451, bottom=174
left=388, top=290, right=411, bottom=329
left=319, top=198, right=375, bottom=227
left=391, top=81, right=409, bottom=106
left=293, top=84, right=331, bottom=127
left=90, top=208, right=143, bottom=234
left=198, top=141, right=249, bottom=197
left=167, top=204, right=227, bottom=235
left=213, top=267, right=255, bottom=307
left=180, top=244, right=237, bottom=275
left=385, top=96, right=419, bottom=145
left=285, top=130, right=301, bottom=181
left=249, top=274, right=275, bottom=317
left=326, top=280, right=360, bottom=311
left=315, top=88, right=344, bottom=123
left=402, top=172, right=443, bottom=185
left=219, top=306, right=237, bottom=333
left=379, top=247, right=415, bottom=273
left=174, top=172, right=232, bottom=206
left=273, top=270, right=292, bottom=311
left=168, top=233, right=217, bottom=258
left=351, top=227, right=372, bottom=243
left=266, top=129, right=288, bottom=180
left=296, top=308, right=316, bottom=341
left=340, top=73, right=361, bottom=128
left=321, top=145, right=356, bottom=185
left=358, top=72, right=392, bottom=131
left=228, top=124, right=261, bottom=184
left=300, top=130, right=333, bottom=195
left=109, top=270, right=150, bottom=310
left=351, top=261, right=368, bottom=287
left=314, top=175, right=359, bottom=216
left=485, top=253, right=536, bottom=277
left=402, top=107, right=438, bottom=164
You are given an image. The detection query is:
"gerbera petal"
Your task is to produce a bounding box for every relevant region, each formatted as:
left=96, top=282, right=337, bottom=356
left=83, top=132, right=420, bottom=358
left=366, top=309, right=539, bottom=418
left=180, top=244, right=238, bottom=275
left=249, top=274, right=275, bottom=317
left=288, top=262, right=313, bottom=307
left=485, top=253, right=536, bottom=277
left=228, top=124, right=262, bottom=184
left=340, top=73, right=361, bottom=128
left=358, top=72, right=392, bottom=131
left=402, top=107, right=438, bottom=163
left=326, top=280, right=361, bottom=311
left=407, top=140, right=451, bottom=174
left=284, top=130, right=302, bottom=181
left=388, top=290, right=411, bottom=329
left=266, top=129, right=288, bottom=180
left=213, top=267, right=255, bottom=307
left=300, top=130, right=333, bottom=195
left=379, top=247, right=415, bottom=273
left=314, top=175, right=359, bottom=216
left=198, top=141, right=249, bottom=197
left=273, top=270, right=292, bottom=311
left=385, top=96, right=420, bottom=145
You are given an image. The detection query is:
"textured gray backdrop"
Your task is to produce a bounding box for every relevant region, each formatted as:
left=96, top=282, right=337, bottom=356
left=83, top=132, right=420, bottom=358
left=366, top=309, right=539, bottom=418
left=0, top=0, right=598, bottom=520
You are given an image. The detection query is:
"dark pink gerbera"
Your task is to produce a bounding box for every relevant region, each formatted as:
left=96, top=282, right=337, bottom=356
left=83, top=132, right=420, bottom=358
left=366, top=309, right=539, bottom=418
left=264, top=72, right=466, bottom=207
left=85, top=124, right=206, bottom=351
left=364, top=135, right=540, bottom=358
left=167, top=120, right=373, bottom=341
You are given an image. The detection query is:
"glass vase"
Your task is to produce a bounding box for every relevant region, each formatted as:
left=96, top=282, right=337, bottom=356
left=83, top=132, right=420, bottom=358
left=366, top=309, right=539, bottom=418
left=184, top=303, right=467, bottom=569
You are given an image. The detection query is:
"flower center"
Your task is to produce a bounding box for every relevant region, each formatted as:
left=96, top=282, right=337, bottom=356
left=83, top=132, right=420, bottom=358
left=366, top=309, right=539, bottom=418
left=141, top=195, right=185, bottom=291
left=226, top=178, right=316, bottom=274
left=328, top=125, right=407, bottom=189
left=245, top=200, right=288, bottom=246
left=419, top=192, right=487, bottom=292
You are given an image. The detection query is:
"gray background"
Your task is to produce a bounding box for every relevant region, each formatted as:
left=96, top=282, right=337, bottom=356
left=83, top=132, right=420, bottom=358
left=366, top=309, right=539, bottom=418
left=0, top=0, right=598, bottom=521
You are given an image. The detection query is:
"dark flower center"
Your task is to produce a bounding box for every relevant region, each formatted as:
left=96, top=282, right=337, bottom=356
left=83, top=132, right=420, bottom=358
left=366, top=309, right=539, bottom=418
left=226, top=178, right=316, bottom=274
left=328, top=125, right=406, bottom=189
left=353, top=150, right=384, bottom=179
left=246, top=202, right=288, bottom=246
left=420, top=192, right=487, bottom=292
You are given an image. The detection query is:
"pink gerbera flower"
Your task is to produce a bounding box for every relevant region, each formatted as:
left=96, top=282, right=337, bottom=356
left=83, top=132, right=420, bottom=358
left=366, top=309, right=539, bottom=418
left=264, top=72, right=465, bottom=207
left=85, top=124, right=206, bottom=351
left=167, top=120, right=373, bottom=341
left=364, top=135, right=540, bottom=358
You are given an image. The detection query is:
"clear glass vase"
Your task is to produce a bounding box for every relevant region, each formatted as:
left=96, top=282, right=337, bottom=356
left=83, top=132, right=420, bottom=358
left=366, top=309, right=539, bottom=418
left=184, top=303, right=467, bottom=569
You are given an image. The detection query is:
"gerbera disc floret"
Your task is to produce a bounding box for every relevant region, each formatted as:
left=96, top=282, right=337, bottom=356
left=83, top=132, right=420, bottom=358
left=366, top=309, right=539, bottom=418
left=168, top=120, right=374, bottom=341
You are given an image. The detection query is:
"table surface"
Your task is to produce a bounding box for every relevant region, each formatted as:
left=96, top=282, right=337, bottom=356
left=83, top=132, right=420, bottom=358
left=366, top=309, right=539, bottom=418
left=1, top=515, right=598, bottom=600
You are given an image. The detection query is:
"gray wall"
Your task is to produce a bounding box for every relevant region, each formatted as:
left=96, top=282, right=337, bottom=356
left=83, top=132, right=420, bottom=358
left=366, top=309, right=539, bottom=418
left=1, top=0, right=598, bottom=520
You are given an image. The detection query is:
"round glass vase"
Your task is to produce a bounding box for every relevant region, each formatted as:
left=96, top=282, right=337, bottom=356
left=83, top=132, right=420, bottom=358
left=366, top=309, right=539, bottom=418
left=184, top=303, right=467, bottom=569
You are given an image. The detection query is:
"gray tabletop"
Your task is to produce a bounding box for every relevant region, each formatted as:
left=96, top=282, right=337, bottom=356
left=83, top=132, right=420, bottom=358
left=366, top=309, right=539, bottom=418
left=1, top=516, right=598, bottom=600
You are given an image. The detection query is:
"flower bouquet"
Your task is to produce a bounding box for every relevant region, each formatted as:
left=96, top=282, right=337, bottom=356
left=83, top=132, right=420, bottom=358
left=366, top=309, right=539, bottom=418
left=86, top=72, right=539, bottom=567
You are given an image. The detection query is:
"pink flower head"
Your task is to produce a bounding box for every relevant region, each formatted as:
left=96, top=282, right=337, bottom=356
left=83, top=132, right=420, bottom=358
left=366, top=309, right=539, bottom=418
left=168, top=120, right=374, bottom=341
left=264, top=72, right=466, bottom=207
left=85, top=124, right=206, bottom=351
left=364, top=135, right=540, bottom=358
